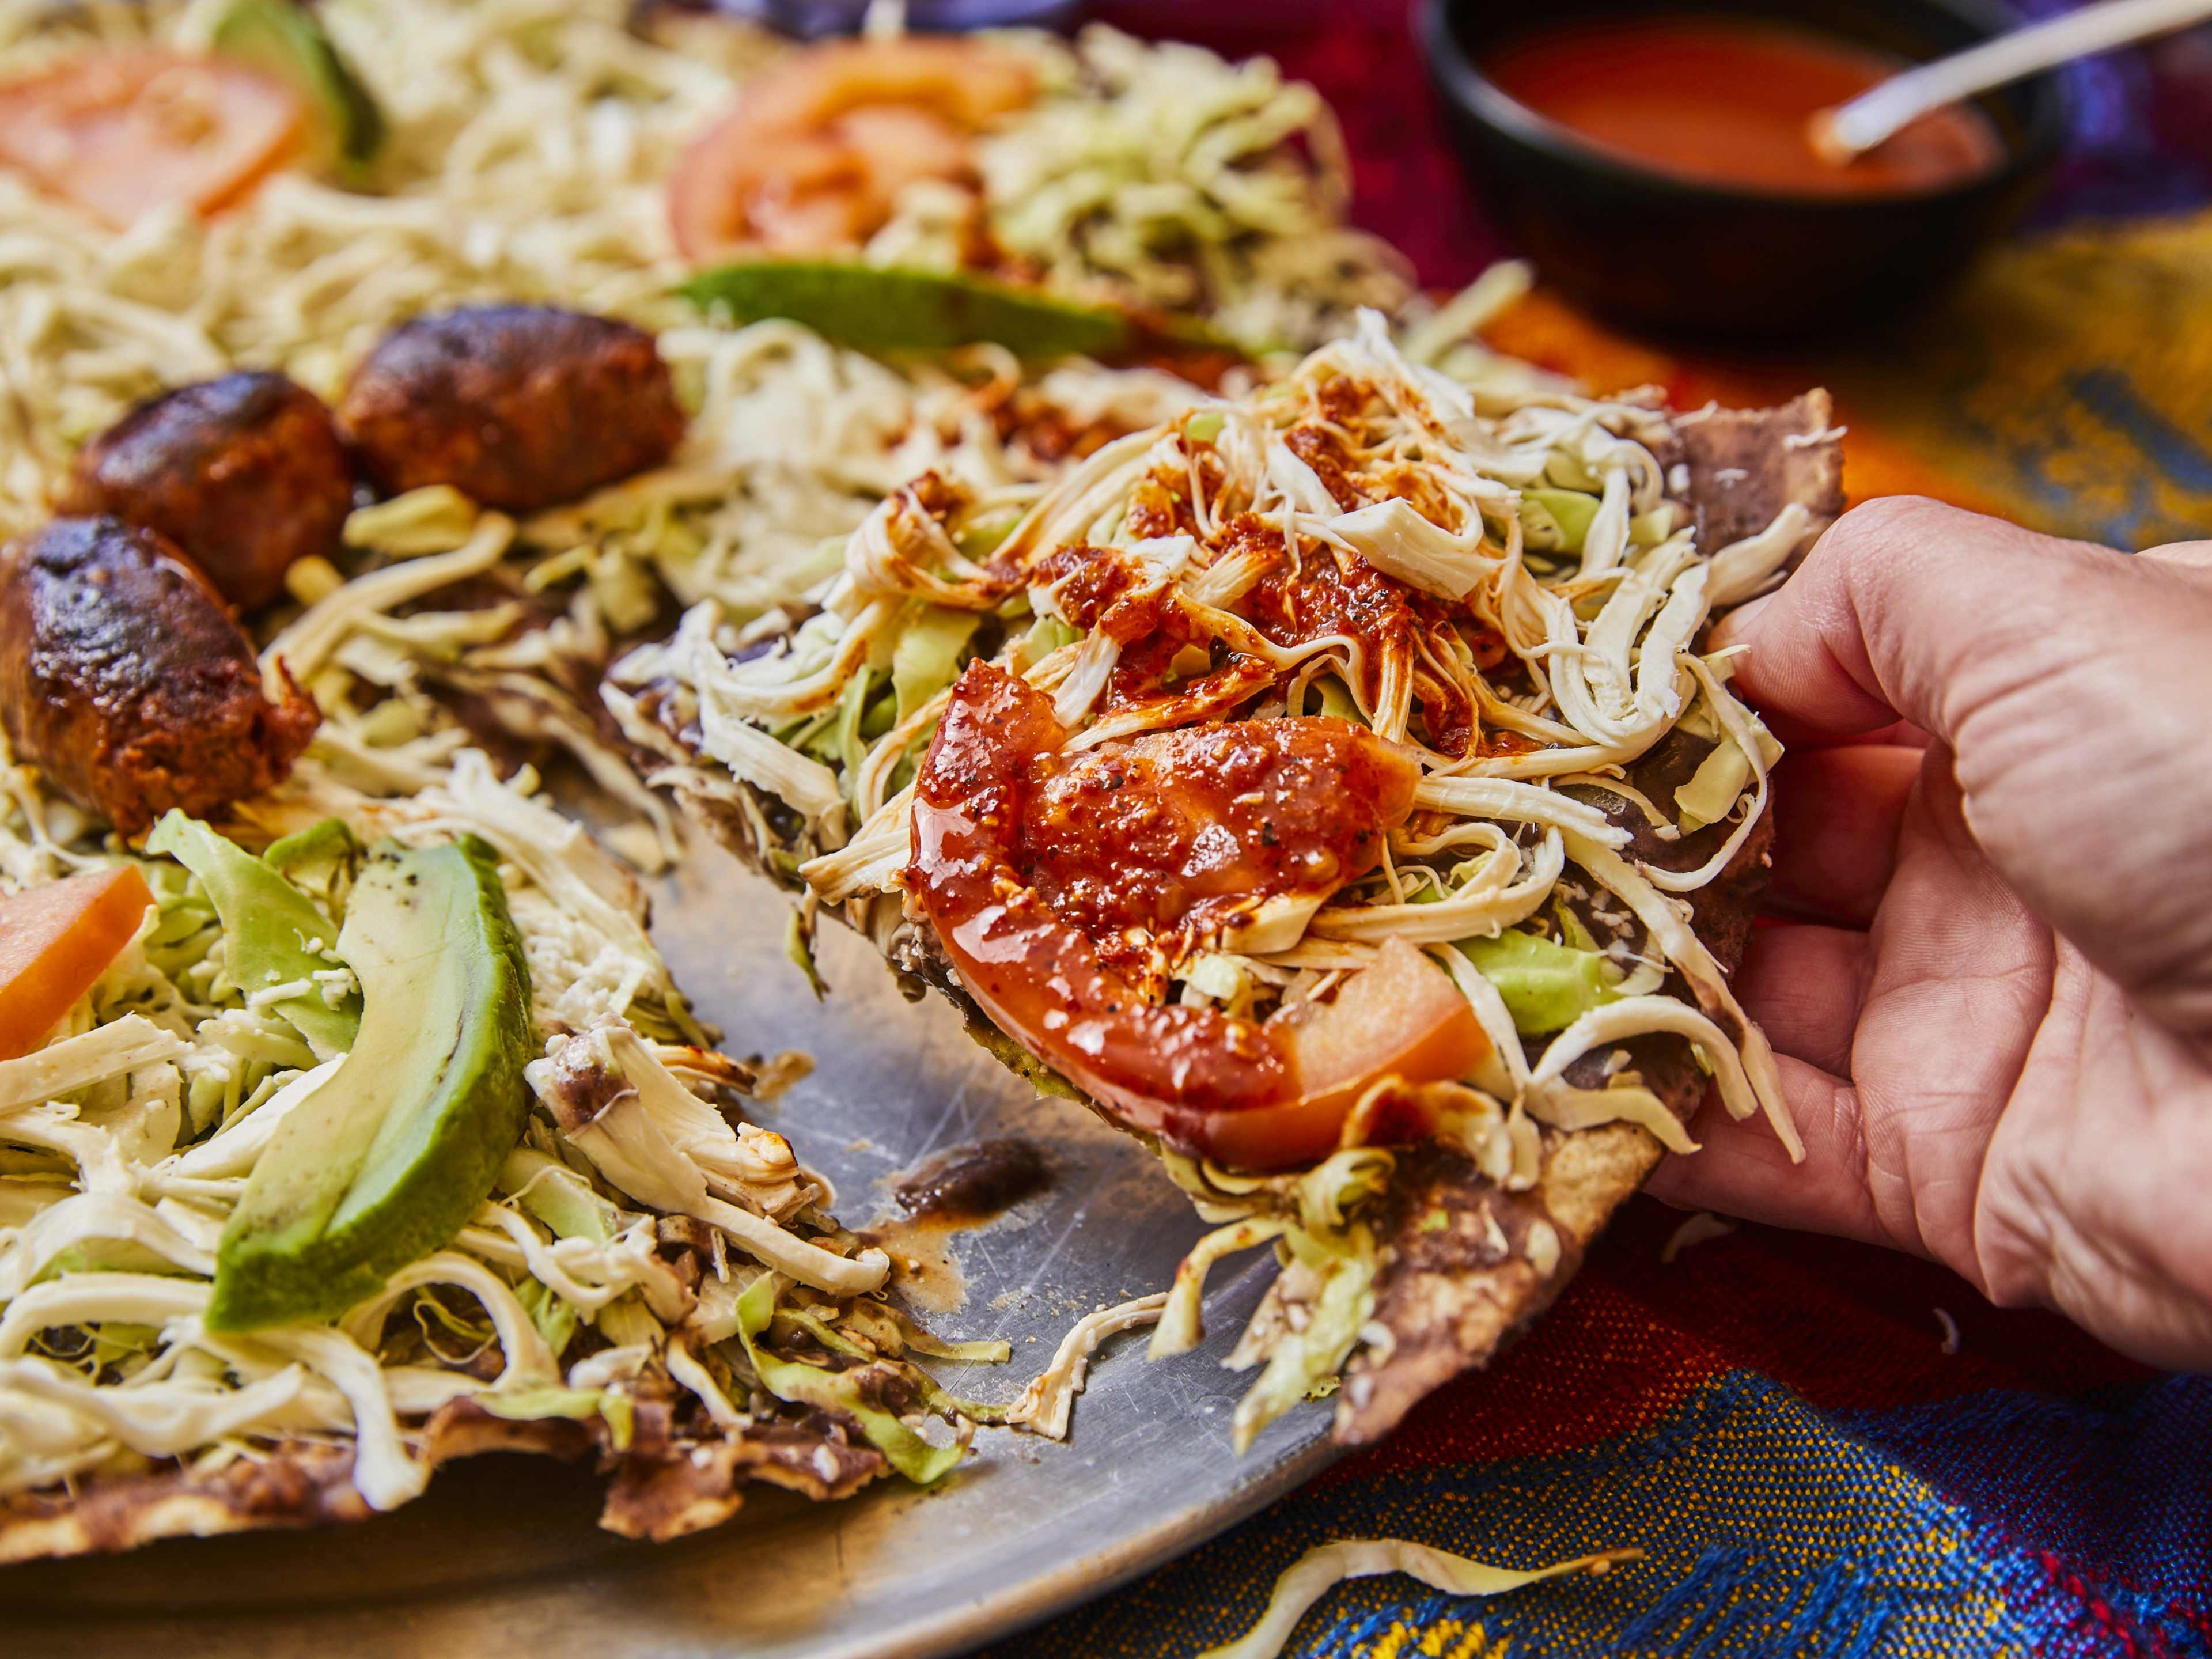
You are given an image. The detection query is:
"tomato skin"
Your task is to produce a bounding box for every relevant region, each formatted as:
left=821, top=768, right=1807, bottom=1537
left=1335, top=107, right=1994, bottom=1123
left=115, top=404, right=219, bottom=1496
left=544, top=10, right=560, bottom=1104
left=668, top=108, right=847, bottom=262
left=908, top=662, right=1488, bottom=1172
left=0, top=51, right=304, bottom=230
left=0, top=865, right=154, bottom=1060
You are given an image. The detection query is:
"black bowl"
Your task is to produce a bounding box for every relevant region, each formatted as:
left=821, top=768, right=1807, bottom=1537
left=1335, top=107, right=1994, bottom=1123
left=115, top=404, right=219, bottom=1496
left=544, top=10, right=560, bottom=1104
left=1418, top=0, right=2066, bottom=340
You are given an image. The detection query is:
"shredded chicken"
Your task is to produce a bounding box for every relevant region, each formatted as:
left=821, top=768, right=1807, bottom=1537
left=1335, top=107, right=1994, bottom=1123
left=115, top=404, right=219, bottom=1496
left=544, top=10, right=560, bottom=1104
left=1010, top=1292, right=1167, bottom=1440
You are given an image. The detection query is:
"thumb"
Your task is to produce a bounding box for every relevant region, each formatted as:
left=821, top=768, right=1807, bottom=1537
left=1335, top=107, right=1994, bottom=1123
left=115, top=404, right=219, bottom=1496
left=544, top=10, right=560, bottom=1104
left=1724, top=495, right=2212, bottom=1054
left=1721, top=495, right=2127, bottom=741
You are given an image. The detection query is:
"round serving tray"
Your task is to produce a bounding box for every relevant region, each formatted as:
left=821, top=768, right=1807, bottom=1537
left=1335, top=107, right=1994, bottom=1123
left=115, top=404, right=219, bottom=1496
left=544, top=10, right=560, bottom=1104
left=0, top=836, right=1338, bottom=1659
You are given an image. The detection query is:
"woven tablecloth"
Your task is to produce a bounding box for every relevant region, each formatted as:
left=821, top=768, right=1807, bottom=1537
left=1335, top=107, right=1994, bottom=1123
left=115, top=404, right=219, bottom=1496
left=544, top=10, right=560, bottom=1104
left=983, top=5, right=2212, bottom=1653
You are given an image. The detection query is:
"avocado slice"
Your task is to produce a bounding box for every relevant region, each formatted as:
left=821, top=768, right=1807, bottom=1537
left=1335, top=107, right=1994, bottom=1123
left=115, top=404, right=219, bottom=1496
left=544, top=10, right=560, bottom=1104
left=679, top=261, right=1138, bottom=358
left=260, top=816, right=363, bottom=916
left=211, top=0, right=386, bottom=175
left=207, top=836, right=533, bottom=1331
left=145, top=811, right=362, bottom=1063
left=1451, top=927, right=1620, bottom=1037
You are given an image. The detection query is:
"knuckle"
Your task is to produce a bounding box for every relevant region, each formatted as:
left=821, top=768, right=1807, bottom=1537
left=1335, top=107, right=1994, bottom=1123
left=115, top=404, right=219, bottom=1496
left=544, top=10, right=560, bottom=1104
left=1826, top=493, right=1946, bottom=554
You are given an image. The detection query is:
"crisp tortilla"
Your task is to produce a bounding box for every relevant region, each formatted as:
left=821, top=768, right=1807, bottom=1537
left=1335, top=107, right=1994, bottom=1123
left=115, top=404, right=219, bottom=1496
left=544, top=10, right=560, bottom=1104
left=1325, top=396, right=1840, bottom=1441
left=0, top=1210, right=891, bottom=1568
left=1332, top=732, right=1775, bottom=1441
left=0, top=1380, right=888, bottom=1565
left=1670, top=390, right=1844, bottom=551
left=633, top=394, right=1842, bottom=1447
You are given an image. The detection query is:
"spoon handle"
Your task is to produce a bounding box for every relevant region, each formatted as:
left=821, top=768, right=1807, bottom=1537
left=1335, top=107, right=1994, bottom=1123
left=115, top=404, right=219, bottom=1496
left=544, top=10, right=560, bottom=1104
left=1818, top=0, right=2212, bottom=158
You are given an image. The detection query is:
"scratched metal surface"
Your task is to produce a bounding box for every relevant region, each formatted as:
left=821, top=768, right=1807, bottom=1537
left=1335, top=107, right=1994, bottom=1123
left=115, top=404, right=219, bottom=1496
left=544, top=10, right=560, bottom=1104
left=0, top=834, right=1337, bottom=1659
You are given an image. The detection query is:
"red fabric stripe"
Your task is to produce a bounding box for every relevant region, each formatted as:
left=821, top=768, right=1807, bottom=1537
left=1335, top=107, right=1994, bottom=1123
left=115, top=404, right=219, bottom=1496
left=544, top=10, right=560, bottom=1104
left=1326, top=1198, right=2149, bottom=1480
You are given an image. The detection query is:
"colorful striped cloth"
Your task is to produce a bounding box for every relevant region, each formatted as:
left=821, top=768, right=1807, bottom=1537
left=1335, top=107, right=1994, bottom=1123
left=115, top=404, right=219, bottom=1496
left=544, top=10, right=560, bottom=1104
left=1002, top=1199, right=2210, bottom=1656
left=987, top=3, right=2212, bottom=1653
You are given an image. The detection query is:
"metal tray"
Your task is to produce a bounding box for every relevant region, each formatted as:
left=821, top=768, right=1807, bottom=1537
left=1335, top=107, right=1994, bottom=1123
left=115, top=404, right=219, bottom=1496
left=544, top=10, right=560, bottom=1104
left=0, top=836, right=1338, bottom=1659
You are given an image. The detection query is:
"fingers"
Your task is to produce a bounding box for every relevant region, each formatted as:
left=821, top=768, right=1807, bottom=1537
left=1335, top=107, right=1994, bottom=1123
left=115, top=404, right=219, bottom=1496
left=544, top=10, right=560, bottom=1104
left=1656, top=754, right=2051, bottom=1281
left=1647, top=924, right=1874, bottom=1239
left=1728, top=498, right=2212, bottom=1056
left=1765, top=744, right=1919, bottom=925
left=1972, top=943, right=2212, bottom=1370
left=1725, top=495, right=2122, bottom=743
left=1736, top=923, right=1868, bottom=1075
left=1758, top=713, right=1930, bottom=752
left=1644, top=1055, right=1891, bottom=1248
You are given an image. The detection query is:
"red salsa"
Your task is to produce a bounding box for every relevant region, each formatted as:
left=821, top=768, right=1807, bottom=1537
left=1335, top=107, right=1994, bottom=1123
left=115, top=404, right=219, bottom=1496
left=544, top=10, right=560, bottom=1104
left=906, top=661, right=1490, bottom=1170
left=1483, top=16, right=2004, bottom=196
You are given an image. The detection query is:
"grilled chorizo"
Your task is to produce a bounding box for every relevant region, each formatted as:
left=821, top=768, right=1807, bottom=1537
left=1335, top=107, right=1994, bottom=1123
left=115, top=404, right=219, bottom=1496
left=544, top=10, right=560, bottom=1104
left=58, top=372, right=353, bottom=613
left=338, top=306, right=685, bottom=513
left=0, top=518, right=320, bottom=834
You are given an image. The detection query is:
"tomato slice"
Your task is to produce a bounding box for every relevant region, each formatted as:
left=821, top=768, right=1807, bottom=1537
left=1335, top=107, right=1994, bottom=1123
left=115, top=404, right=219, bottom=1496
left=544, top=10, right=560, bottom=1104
left=1209, top=938, right=1491, bottom=1170
left=908, top=662, right=1489, bottom=1171
left=0, top=50, right=304, bottom=230
left=667, top=36, right=1037, bottom=264
left=670, top=115, right=862, bottom=261
left=0, top=865, right=154, bottom=1060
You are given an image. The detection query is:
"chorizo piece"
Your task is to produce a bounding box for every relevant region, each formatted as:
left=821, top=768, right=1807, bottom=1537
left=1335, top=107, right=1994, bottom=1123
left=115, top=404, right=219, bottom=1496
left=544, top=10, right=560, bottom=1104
left=0, top=518, right=319, bottom=834
left=339, top=306, right=685, bottom=513
left=58, top=372, right=353, bottom=613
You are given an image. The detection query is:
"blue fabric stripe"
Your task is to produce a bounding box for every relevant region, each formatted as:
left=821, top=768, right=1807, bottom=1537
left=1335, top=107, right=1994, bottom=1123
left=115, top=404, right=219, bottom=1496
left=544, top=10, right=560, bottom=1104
left=1832, top=1374, right=2212, bottom=1593
left=988, top=1370, right=2211, bottom=1659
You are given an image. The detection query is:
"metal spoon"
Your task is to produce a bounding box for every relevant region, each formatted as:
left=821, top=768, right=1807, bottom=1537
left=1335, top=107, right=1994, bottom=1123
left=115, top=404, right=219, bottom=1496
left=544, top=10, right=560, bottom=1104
left=1809, top=0, right=2212, bottom=163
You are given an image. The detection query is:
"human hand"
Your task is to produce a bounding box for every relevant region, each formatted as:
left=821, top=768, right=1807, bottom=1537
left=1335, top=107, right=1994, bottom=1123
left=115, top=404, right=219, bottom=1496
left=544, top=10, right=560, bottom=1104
left=1647, top=496, right=2212, bottom=1370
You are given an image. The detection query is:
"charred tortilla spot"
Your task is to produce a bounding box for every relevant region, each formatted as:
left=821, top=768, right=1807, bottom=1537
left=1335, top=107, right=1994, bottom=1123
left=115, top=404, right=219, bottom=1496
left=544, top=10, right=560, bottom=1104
left=1673, top=389, right=1846, bottom=557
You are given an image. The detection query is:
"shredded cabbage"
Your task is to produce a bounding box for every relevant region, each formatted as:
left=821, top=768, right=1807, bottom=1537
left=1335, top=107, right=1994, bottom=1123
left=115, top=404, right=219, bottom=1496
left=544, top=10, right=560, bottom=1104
left=732, top=1275, right=964, bottom=1484
left=0, top=752, right=990, bottom=1521
left=1010, top=1291, right=1168, bottom=1441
